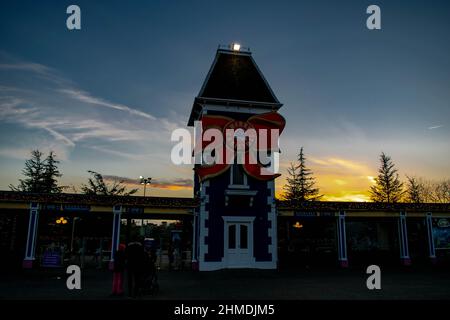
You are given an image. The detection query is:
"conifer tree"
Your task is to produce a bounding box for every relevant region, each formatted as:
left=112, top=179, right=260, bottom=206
left=369, top=152, right=404, bottom=203
left=283, top=147, right=322, bottom=201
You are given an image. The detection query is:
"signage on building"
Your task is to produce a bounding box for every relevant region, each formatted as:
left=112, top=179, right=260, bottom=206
left=41, top=251, right=62, bottom=267
left=294, top=212, right=317, bottom=217
left=62, top=204, right=90, bottom=212
left=294, top=211, right=335, bottom=217
left=124, top=207, right=144, bottom=214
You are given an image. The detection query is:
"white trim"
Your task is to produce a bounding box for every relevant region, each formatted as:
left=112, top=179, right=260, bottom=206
left=225, top=189, right=257, bottom=196
left=192, top=209, right=198, bottom=263
left=110, top=206, right=122, bottom=262
left=222, top=216, right=256, bottom=268
left=24, top=203, right=39, bottom=261
left=267, top=180, right=277, bottom=264
left=223, top=216, right=256, bottom=223
left=398, top=212, right=410, bottom=259
left=426, top=212, right=436, bottom=258
left=337, top=211, right=348, bottom=262
left=228, top=184, right=250, bottom=189
left=203, top=104, right=275, bottom=115
left=198, top=180, right=210, bottom=265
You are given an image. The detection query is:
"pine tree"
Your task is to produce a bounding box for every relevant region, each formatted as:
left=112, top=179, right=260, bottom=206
left=9, top=150, right=63, bottom=193
left=10, top=150, right=45, bottom=192
left=369, top=152, right=404, bottom=203
left=283, top=162, right=300, bottom=201
left=42, top=151, right=63, bottom=193
left=405, top=175, right=424, bottom=203
left=81, top=170, right=138, bottom=196
left=283, top=147, right=322, bottom=202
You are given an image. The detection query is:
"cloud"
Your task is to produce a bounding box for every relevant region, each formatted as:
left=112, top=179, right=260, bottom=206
left=102, top=175, right=193, bottom=190
left=0, top=62, right=53, bottom=74
left=59, top=88, right=156, bottom=120
left=276, top=156, right=375, bottom=201
left=308, top=156, right=371, bottom=175
left=0, top=54, right=182, bottom=167
left=428, top=125, right=443, bottom=130
left=87, top=145, right=147, bottom=160
left=0, top=97, right=75, bottom=146
left=0, top=143, right=71, bottom=161
left=322, top=193, right=370, bottom=202
left=152, top=178, right=193, bottom=190
left=0, top=57, right=71, bottom=85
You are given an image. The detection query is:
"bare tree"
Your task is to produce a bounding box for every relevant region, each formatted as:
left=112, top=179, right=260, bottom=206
left=429, top=179, right=450, bottom=203
left=401, top=176, right=449, bottom=204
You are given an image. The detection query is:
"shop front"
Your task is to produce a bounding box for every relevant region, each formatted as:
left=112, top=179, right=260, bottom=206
left=278, top=213, right=337, bottom=268
left=346, top=218, right=399, bottom=266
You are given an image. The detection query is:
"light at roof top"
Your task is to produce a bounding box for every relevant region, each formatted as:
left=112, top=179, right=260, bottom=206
left=232, top=43, right=241, bottom=51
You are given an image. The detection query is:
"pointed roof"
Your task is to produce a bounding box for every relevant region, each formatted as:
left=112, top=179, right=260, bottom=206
left=188, top=47, right=282, bottom=125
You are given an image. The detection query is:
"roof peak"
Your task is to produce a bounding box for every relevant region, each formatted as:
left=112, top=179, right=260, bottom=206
left=188, top=45, right=282, bottom=126
left=217, top=43, right=251, bottom=54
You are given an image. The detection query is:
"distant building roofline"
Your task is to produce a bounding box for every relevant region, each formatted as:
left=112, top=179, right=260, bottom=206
left=0, top=191, right=449, bottom=213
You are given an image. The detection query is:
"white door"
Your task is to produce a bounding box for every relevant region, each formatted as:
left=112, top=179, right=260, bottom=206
left=225, top=222, right=252, bottom=267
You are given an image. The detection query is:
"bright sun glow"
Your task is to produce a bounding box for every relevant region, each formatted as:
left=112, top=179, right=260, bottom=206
left=367, top=176, right=376, bottom=184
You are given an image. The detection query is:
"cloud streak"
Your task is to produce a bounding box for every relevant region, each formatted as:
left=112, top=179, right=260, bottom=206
left=103, top=175, right=193, bottom=190
left=59, top=88, right=156, bottom=120
left=428, top=125, right=443, bottom=130
left=0, top=62, right=53, bottom=74
left=0, top=54, right=182, bottom=166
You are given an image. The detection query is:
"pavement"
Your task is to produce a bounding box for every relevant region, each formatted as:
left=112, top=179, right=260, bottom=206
left=1, top=266, right=450, bottom=300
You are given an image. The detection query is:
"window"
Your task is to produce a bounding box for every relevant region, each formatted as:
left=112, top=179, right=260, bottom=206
left=240, top=224, right=248, bottom=249
left=231, top=163, right=245, bottom=185
left=228, top=224, right=236, bottom=249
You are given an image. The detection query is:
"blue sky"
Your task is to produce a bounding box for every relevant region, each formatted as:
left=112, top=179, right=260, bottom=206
left=1, top=0, right=449, bottom=200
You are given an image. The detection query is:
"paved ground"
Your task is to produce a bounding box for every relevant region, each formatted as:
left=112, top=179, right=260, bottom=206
left=1, top=266, right=449, bottom=300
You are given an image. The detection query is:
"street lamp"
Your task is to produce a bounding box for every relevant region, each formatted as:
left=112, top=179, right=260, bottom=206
left=140, top=176, right=152, bottom=197
left=139, top=176, right=152, bottom=237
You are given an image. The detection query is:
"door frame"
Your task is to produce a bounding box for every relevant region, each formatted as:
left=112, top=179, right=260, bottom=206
left=222, top=216, right=256, bottom=268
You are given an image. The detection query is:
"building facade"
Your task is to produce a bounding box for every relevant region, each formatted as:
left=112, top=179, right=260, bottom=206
left=188, top=45, right=284, bottom=270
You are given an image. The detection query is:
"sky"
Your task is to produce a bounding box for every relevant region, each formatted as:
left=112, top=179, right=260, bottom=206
left=0, top=0, right=449, bottom=201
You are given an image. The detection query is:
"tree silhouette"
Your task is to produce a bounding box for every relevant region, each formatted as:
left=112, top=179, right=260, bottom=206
left=9, top=150, right=63, bottom=193
left=283, top=147, right=322, bottom=202
left=369, top=152, right=404, bottom=203
left=81, top=170, right=138, bottom=196
left=42, top=151, right=63, bottom=193
left=405, top=175, right=424, bottom=203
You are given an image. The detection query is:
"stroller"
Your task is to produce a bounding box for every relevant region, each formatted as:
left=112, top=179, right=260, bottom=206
left=139, top=250, right=159, bottom=296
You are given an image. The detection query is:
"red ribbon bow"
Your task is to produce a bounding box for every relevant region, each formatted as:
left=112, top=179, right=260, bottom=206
left=194, top=111, right=285, bottom=182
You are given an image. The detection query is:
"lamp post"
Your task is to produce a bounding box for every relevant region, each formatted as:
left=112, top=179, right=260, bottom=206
left=140, top=176, right=152, bottom=197
left=139, top=176, right=152, bottom=236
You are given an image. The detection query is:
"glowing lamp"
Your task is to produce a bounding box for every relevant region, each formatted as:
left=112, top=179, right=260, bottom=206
left=293, top=222, right=303, bottom=229
left=56, top=217, right=68, bottom=224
